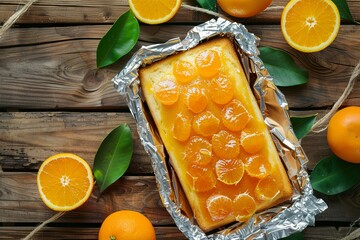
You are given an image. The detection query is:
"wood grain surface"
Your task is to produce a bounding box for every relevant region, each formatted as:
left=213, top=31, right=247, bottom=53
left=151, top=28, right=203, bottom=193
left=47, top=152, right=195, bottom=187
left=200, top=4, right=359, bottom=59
left=0, top=0, right=359, bottom=239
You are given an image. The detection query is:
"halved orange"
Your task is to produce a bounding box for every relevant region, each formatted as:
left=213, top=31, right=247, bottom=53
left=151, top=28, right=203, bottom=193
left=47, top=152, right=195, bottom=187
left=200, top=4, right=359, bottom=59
left=129, top=0, right=182, bottom=25
left=281, top=0, right=340, bottom=52
left=37, top=153, right=94, bottom=211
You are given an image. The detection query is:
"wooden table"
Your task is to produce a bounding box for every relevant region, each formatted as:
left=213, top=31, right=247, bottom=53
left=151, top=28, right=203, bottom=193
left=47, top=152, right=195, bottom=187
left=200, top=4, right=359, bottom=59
left=0, top=1, right=359, bottom=239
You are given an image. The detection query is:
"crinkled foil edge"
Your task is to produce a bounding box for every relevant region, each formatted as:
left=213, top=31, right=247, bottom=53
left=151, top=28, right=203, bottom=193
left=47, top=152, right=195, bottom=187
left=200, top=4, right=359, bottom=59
left=112, top=18, right=328, bottom=240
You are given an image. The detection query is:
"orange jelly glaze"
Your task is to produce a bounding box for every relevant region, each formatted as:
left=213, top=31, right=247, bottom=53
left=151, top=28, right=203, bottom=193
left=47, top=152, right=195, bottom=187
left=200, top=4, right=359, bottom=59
left=153, top=45, right=281, bottom=223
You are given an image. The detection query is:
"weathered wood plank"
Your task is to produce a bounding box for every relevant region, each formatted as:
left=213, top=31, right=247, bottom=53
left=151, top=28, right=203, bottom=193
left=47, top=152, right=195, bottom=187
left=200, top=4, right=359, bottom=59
left=0, top=0, right=359, bottom=24
left=0, top=173, right=359, bottom=224
left=0, top=25, right=359, bottom=110
left=0, top=226, right=357, bottom=239
left=0, top=111, right=337, bottom=172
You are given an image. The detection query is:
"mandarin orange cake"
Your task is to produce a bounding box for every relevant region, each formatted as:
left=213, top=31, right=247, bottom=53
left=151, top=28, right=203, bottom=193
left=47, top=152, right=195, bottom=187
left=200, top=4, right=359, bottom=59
left=139, top=37, right=293, bottom=232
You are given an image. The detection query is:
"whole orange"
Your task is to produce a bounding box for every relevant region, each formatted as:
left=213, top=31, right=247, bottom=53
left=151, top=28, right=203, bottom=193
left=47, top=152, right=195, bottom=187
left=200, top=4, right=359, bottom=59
left=217, top=0, right=272, bottom=18
left=327, top=106, right=360, bottom=164
left=98, top=210, right=156, bottom=240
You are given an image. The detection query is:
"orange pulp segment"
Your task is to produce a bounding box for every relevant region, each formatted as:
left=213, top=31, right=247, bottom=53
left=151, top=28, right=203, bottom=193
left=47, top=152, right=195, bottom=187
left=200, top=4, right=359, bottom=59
left=281, top=0, right=340, bottom=52
left=173, top=60, right=197, bottom=83
left=240, top=128, right=265, bottom=154
left=215, top=158, right=245, bottom=185
left=154, top=79, right=179, bottom=105
left=233, top=193, right=257, bottom=222
left=37, top=153, right=94, bottom=211
left=193, top=111, right=220, bottom=137
left=245, top=154, right=272, bottom=179
left=128, top=0, right=182, bottom=25
left=173, top=113, right=192, bottom=142
left=209, top=74, right=234, bottom=105
left=222, top=99, right=251, bottom=131
left=185, top=87, right=208, bottom=113
left=187, top=164, right=217, bottom=192
left=195, top=50, right=221, bottom=78
left=212, top=130, right=240, bottom=159
left=185, top=136, right=212, bottom=166
left=206, top=194, right=233, bottom=221
left=255, top=176, right=280, bottom=200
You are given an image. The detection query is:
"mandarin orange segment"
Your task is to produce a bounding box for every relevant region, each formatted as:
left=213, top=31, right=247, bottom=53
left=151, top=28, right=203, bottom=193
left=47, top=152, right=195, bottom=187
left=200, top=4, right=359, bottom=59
left=173, top=113, right=192, bottom=142
left=209, top=74, right=234, bottom=105
left=184, top=136, right=212, bottom=166
left=154, top=79, right=179, bottom=105
left=245, top=154, right=272, bottom=179
left=206, top=194, right=233, bottom=221
left=240, top=128, right=265, bottom=154
left=193, top=111, right=220, bottom=137
left=233, top=193, right=257, bottom=222
left=173, top=60, right=197, bottom=83
left=186, top=164, right=217, bottom=192
left=185, top=87, right=208, bottom=113
left=215, top=158, right=244, bottom=185
left=212, top=130, right=240, bottom=159
left=222, top=99, right=251, bottom=131
left=37, top=153, right=94, bottom=211
left=255, top=176, right=281, bottom=201
left=195, top=50, right=221, bottom=78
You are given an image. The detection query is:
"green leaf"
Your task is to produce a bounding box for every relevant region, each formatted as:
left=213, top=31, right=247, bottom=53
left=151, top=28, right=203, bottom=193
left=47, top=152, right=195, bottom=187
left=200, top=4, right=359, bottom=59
left=96, top=10, right=140, bottom=68
left=290, top=114, right=317, bottom=139
left=280, top=232, right=304, bottom=240
left=93, top=124, right=133, bottom=194
left=310, top=154, right=360, bottom=195
left=259, top=47, right=309, bottom=87
left=331, top=0, right=359, bottom=24
left=196, top=0, right=217, bottom=11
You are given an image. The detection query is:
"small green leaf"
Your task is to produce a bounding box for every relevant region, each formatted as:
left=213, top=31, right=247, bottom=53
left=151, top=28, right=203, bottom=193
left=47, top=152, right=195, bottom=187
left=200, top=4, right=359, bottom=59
left=93, top=124, right=133, bottom=194
left=96, top=10, right=140, bottom=68
left=290, top=114, right=317, bottom=139
left=310, top=154, right=360, bottom=195
left=331, top=0, right=359, bottom=24
left=259, top=47, right=309, bottom=87
left=196, top=0, right=217, bottom=11
left=280, top=232, right=304, bottom=240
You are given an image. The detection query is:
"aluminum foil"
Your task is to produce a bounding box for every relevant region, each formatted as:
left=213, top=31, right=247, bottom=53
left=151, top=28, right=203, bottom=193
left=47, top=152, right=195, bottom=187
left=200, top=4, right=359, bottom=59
left=112, top=18, right=327, bottom=239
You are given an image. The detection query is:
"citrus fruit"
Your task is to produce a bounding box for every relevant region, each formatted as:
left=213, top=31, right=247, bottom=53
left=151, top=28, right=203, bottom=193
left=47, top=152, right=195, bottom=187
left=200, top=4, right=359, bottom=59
left=173, top=60, right=197, bottom=84
left=195, top=49, right=221, bottom=78
left=218, top=0, right=272, bottom=18
left=281, top=0, right=340, bottom=52
left=186, top=164, right=217, bottom=192
left=233, top=193, right=257, bottom=222
left=128, top=0, right=181, bottom=25
left=212, top=130, right=240, bottom=159
left=245, top=154, right=272, bottom=179
left=240, top=128, right=265, bottom=154
left=154, top=79, right=179, bottom=105
left=209, top=74, right=234, bottom=105
left=98, top=210, right=156, bottom=240
left=255, top=176, right=280, bottom=200
left=192, top=111, right=220, bottom=137
left=206, top=194, right=233, bottom=221
left=172, top=113, right=192, bottom=142
left=37, top=153, right=94, bottom=211
left=327, top=106, right=360, bottom=164
left=185, top=87, right=208, bottom=113
left=184, top=136, right=212, bottom=166
left=222, top=99, right=251, bottom=131
left=215, top=158, right=245, bottom=185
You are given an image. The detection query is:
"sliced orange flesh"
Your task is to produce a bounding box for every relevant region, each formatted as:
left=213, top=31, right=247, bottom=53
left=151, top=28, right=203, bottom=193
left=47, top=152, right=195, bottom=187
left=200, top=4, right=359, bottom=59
left=209, top=74, right=234, bottom=105
left=255, top=176, right=281, bottom=201
left=193, top=111, right=220, bottom=137
left=187, top=165, right=217, bottom=192
left=222, top=99, right=251, bottom=131
left=37, top=153, right=94, bottom=211
left=173, top=113, right=192, bottom=142
left=212, top=130, right=240, bottom=159
left=154, top=79, right=179, bottom=105
left=215, top=158, right=245, bottom=185
left=240, top=128, right=266, bottom=154
left=281, top=0, right=340, bottom=52
left=173, top=60, right=197, bottom=83
left=185, top=87, right=208, bottom=113
left=184, top=136, right=212, bottom=166
left=206, top=194, right=233, bottom=221
left=128, top=0, right=182, bottom=25
left=195, top=50, right=221, bottom=78
left=233, top=193, right=257, bottom=222
left=245, top=154, right=272, bottom=179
